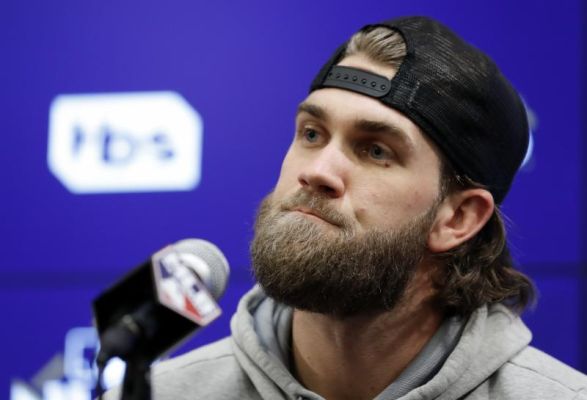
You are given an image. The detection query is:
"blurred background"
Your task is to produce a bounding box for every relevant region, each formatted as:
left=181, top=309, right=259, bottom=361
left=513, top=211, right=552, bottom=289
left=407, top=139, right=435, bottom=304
left=1, top=0, right=584, bottom=398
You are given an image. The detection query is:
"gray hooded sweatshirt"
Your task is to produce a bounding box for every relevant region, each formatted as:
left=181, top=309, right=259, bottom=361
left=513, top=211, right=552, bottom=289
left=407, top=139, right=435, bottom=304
left=105, top=286, right=587, bottom=400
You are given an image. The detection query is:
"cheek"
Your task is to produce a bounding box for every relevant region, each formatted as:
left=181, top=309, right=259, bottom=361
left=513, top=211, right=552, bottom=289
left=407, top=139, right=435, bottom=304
left=355, top=184, right=436, bottom=228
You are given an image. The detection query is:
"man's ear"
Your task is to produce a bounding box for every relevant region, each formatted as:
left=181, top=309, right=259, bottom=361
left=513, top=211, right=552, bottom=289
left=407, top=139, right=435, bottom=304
left=428, top=189, right=494, bottom=253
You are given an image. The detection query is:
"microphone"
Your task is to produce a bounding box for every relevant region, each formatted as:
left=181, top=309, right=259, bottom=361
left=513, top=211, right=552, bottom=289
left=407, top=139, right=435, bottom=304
left=93, top=239, right=230, bottom=366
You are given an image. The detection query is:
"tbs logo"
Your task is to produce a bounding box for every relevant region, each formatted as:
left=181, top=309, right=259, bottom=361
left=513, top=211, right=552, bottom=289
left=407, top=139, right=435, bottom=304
left=48, top=91, right=202, bottom=194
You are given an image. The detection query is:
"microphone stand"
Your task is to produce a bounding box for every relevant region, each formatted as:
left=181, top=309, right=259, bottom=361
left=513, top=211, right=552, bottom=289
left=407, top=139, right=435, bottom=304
left=120, top=355, right=152, bottom=400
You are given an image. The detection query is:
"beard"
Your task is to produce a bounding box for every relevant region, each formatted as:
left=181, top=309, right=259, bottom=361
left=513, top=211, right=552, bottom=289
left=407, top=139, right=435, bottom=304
left=250, top=189, right=440, bottom=318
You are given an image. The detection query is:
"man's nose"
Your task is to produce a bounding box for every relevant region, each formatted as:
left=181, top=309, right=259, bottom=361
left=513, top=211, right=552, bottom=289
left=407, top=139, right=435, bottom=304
left=297, top=145, right=349, bottom=198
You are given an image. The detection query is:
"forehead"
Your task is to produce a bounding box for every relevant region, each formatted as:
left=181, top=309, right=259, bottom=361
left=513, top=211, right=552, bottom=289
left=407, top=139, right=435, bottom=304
left=300, top=87, right=441, bottom=163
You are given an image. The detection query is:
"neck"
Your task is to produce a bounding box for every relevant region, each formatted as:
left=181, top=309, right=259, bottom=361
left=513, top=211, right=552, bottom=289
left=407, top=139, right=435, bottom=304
left=291, top=270, right=443, bottom=400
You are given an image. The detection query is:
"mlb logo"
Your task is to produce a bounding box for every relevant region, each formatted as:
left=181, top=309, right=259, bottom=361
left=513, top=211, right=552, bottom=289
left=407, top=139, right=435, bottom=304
left=152, top=246, right=222, bottom=327
left=48, top=91, right=203, bottom=194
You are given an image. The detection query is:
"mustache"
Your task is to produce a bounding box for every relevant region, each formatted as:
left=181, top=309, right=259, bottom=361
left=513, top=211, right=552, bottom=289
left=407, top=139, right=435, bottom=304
left=278, top=190, right=353, bottom=229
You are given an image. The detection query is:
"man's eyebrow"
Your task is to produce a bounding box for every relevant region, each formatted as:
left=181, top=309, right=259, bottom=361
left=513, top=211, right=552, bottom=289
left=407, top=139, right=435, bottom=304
left=297, top=102, right=328, bottom=121
left=354, top=119, right=416, bottom=151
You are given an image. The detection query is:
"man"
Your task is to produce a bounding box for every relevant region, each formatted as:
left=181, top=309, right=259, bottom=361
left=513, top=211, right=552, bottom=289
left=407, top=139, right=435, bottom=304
left=108, top=16, right=587, bottom=400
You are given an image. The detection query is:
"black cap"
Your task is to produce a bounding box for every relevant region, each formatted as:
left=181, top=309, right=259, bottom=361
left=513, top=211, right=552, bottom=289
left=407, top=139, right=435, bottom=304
left=310, top=16, right=529, bottom=204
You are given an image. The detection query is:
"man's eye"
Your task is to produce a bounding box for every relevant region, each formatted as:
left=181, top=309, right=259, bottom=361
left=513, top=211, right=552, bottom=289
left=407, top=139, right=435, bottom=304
left=369, top=144, right=386, bottom=159
left=368, top=144, right=392, bottom=160
left=304, top=129, right=320, bottom=143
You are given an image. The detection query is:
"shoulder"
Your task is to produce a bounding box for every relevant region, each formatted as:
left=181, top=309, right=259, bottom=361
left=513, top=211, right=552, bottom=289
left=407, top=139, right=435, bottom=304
left=487, top=346, right=587, bottom=399
left=154, top=336, right=236, bottom=377
left=104, top=337, right=261, bottom=400
left=150, top=337, right=259, bottom=399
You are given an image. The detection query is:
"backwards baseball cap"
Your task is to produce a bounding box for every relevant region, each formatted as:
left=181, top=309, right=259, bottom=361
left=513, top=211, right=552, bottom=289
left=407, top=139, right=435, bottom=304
left=310, top=16, right=529, bottom=204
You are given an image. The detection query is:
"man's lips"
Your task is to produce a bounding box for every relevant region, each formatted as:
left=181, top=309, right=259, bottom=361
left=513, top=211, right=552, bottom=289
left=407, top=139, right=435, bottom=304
left=289, top=206, right=338, bottom=226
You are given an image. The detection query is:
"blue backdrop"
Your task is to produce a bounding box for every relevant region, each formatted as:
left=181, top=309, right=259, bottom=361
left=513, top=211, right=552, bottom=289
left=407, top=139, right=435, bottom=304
left=0, top=0, right=584, bottom=398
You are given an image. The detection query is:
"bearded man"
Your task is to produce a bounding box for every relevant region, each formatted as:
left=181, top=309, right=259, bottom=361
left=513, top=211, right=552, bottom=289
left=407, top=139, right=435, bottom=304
left=106, top=15, right=587, bottom=400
